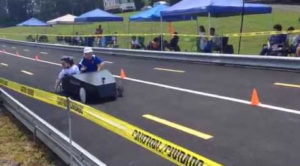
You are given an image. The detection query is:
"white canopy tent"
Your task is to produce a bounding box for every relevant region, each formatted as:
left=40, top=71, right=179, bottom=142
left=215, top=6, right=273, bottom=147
left=47, top=14, right=76, bottom=25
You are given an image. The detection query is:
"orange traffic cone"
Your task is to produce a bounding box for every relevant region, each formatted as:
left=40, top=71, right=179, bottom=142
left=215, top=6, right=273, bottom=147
left=120, top=69, right=126, bottom=79
left=34, top=53, right=39, bottom=60
left=16, top=51, right=20, bottom=57
left=251, top=88, right=260, bottom=106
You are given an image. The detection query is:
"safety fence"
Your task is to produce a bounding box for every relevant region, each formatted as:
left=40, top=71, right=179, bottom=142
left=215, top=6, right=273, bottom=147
left=0, top=29, right=299, bottom=55
left=0, top=77, right=223, bottom=166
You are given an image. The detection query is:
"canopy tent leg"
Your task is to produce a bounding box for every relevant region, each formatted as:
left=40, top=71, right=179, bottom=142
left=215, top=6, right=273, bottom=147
left=160, top=16, right=164, bottom=51
left=128, top=21, right=131, bottom=49
left=238, top=0, right=245, bottom=54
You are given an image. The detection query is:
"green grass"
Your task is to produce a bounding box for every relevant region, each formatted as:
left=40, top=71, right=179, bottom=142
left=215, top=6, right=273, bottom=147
left=0, top=8, right=299, bottom=54
left=0, top=109, right=64, bottom=166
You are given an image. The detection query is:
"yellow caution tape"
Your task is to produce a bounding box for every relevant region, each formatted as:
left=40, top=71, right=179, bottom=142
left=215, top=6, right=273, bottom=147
left=0, top=77, right=223, bottom=166
left=0, top=78, right=67, bottom=109
left=0, top=29, right=299, bottom=38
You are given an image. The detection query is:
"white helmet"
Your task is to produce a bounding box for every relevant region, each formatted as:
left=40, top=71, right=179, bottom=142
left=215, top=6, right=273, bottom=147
left=83, top=47, right=93, bottom=54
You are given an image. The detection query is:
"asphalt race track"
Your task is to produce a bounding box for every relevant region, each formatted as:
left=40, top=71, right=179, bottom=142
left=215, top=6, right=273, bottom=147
left=1, top=41, right=300, bottom=166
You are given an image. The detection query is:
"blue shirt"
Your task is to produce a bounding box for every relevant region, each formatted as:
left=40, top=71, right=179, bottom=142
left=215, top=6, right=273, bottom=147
left=78, top=55, right=102, bottom=73
left=269, top=34, right=287, bottom=46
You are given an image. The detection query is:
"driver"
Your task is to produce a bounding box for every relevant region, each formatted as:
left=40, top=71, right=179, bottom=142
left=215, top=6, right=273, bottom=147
left=55, top=56, right=80, bottom=92
left=78, top=47, right=104, bottom=73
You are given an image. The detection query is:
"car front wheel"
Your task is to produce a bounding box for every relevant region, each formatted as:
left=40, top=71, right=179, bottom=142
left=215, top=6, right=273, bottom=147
left=79, top=87, right=87, bottom=103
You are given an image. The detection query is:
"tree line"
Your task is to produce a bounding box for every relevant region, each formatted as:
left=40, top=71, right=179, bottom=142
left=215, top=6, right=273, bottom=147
left=0, top=0, right=182, bottom=27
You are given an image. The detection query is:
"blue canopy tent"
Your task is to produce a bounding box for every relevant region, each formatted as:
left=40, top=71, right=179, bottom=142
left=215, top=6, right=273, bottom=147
left=129, top=4, right=169, bottom=22
left=161, top=0, right=271, bottom=18
left=129, top=4, right=196, bottom=22
left=17, top=18, right=50, bottom=27
left=129, top=4, right=197, bottom=50
left=161, top=0, right=272, bottom=53
left=74, top=8, right=123, bottom=47
left=75, top=8, right=123, bottom=22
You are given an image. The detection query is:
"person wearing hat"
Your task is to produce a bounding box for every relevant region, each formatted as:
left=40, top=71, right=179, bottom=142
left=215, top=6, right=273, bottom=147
left=78, top=47, right=104, bottom=73
left=55, top=56, right=80, bottom=92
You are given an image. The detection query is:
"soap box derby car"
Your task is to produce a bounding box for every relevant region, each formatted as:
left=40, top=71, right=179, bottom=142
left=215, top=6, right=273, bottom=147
left=58, top=70, right=123, bottom=103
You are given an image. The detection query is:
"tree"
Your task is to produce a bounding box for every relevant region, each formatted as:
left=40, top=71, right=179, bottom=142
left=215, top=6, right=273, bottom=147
left=134, top=0, right=146, bottom=10
left=168, top=0, right=180, bottom=5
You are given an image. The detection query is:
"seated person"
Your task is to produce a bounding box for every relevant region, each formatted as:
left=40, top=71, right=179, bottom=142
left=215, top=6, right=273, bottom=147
left=131, top=36, right=141, bottom=49
left=207, top=27, right=222, bottom=52
left=111, top=32, right=118, bottom=48
left=198, top=26, right=209, bottom=52
left=288, top=27, right=300, bottom=55
left=55, top=56, right=80, bottom=92
left=147, top=37, right=160, bottom=50
left=78, top=47, right=105, bottom=73
left=169, top=32, right=180, bottom=52
left=260, top=24, right=288, bottom=55
left=297, top=45, right=300, bottom=57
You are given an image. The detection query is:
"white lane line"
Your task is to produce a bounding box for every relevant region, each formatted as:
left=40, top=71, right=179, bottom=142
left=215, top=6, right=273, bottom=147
left=0, top=63, right=8, bottom=66
left=40, top=52, right=48, bottom=55
left=2, top=50, right=300, bottom=116
left=21, top=70, right=34, bottom=76
left=11, top=47, right=16, bottom=49
left=23, top=49, right=30, bottom=52
left=274, top=82, right=300, bottom=89
left=104, top=61, right=114, bottom=64
left=154, top=67, right=185, bottom=73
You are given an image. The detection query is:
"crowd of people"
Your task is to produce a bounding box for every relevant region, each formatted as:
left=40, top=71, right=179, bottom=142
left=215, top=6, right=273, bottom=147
left=260, top=24, right=300, bottom=56
left=54, top=23, right=299, bottom=56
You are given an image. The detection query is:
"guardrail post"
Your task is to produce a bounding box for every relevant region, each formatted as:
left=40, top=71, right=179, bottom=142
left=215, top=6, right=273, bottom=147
left=33, top=125, right=37, bottom=143
left=66, top=97, right=73, bottom=166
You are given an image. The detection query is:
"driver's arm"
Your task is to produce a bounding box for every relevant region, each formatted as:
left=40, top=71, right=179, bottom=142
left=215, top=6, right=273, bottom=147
left=97, top=62, right=105, bottom=71
left=54, top=70, right=64, bottom=92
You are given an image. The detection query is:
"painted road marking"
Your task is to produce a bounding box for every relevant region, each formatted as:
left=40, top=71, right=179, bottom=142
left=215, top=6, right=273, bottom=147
left=143, top=114, right=213, bottom=140
left=12, top=47, right=16, bottom=49
left=2, top=50, right=300, bottom=116
left=21, top=70, right=34, bottom=76
left=40, top=52, right=48, bottom=55
left=104, top=61, right=114, bottom=64
left=0, top=63, right=8, bottom=66
left=154, top=67, right=185, bottom=73
left=23, top=49, right=30, bottom=52
left=274, top=82, right=300, bottom=89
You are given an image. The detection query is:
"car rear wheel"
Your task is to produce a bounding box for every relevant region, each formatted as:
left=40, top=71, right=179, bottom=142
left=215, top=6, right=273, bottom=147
left=79, top=87, right=87, bottom=103
left=117, top=85, right=124, bottom=97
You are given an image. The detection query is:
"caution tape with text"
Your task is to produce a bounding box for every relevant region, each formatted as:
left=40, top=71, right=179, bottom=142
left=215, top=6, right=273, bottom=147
left=0, top=77, right=223, bottom=166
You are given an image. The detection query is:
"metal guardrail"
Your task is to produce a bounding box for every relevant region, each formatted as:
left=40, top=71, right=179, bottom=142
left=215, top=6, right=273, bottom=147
left=0, top=88, right=107, bottom=166
left=1, top=38, right=300, bottom=71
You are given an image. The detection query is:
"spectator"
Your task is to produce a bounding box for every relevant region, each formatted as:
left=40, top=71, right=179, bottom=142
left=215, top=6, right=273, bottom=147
left=95, top=25, right=103, bottom=47
left=260, top=24, right=288, bottom=55
left=287, top=27, right=300, bottom=56
left=131, top=36, right=141, bottom=49
left=112, top=32, right=118, bottom=47
left=73, top=32, right=82, bottom=45
left=297, top=46, right=300, bottom=57
left=169, top=32, right=180, bottom=52
left=147, top=37, right=160, bottom=50
left=208, top=27, right=222, bottom=52
left=198, top=26, right=209, bottom=52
